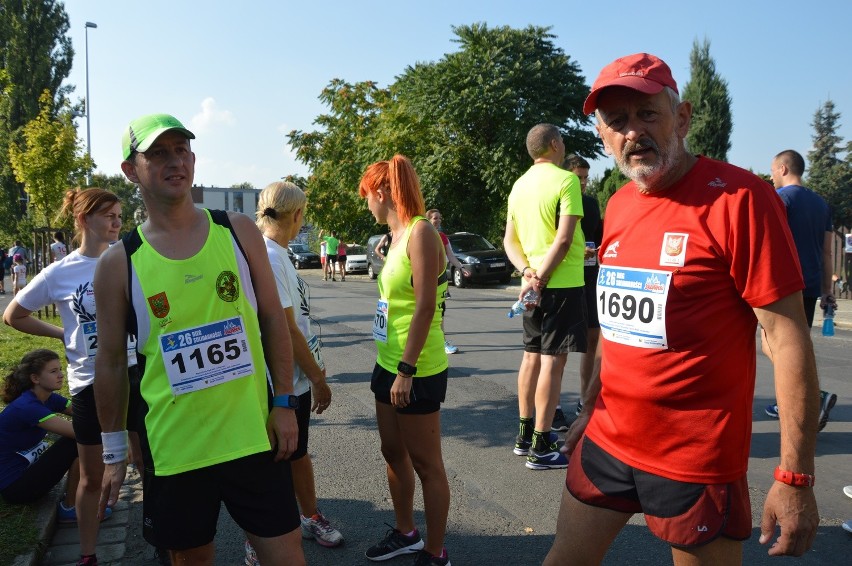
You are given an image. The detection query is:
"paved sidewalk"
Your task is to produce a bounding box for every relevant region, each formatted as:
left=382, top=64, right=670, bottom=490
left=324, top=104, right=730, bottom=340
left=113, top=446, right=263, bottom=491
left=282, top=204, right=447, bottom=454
left=36, top=467, right=145, bottom=566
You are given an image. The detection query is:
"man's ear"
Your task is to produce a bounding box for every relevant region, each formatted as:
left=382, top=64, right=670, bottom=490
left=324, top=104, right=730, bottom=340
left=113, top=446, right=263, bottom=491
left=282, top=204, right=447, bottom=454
left=120, top=160, right=139, bottom=184
left=675, top=100, right=693, bottom=139
left=596, top=125, right=613, bottom=156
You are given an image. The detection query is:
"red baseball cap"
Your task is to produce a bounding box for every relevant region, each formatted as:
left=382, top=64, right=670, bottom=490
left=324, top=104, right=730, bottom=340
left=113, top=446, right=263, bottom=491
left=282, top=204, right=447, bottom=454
left=583, top=53, right=678, bottom=115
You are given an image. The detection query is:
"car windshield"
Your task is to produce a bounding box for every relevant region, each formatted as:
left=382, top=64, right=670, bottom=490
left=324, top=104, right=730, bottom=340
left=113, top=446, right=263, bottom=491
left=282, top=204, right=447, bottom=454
left=289, top=244, right=310, bottom=253
left=348, top=246, right=366, bottom=255
left=448, top=234, right=496, bottom=253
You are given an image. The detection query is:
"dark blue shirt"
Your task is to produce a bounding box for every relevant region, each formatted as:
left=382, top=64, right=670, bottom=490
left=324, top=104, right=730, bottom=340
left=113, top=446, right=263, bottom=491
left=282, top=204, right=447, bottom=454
left=776, top=185, right=832, bottom=298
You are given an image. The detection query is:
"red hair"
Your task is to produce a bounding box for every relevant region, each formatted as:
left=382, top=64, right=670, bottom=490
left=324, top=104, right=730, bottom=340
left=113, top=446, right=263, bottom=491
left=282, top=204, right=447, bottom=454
left=358, top=155, right=425, bottom=225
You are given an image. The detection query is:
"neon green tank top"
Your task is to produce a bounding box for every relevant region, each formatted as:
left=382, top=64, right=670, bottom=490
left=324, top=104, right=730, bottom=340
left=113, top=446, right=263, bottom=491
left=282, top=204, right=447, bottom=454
left=127, top=209, right=271, bottom=476
left=375, top=216, right=448, bottom=377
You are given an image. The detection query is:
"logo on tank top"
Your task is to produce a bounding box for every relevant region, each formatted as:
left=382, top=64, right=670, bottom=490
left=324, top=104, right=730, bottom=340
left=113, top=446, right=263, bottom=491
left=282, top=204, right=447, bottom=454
left=216, top=271, right=240, bottom=302
left=659, top=232, right=689, bottom=267
left=147, top=292, right=171, bottom=318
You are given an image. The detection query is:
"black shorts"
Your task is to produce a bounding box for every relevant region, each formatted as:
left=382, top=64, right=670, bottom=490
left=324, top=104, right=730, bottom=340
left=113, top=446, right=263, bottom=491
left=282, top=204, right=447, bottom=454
left=290, top=390, right=312, bottom=461
left=584, top=277, right=600, bottom=329
left=337, top=255, right=346, bottom=264
left=326, top=254, right=338, bottom=264
left=370, top=363, right=447, bottom=415
left=522, top=287, right=587, bottom=355
left=566, top=436, right=751, bottom=547
left=803, top=296, right=818, bottom=328
left=72, top=385, right=101, bottom=445
left=142, top=451, right=300, bottom=550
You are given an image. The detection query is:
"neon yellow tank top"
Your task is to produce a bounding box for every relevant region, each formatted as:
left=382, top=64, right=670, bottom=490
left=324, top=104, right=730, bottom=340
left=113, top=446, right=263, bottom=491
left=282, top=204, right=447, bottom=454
left=127, top=209, right=271, bottom=476
left=376, top=216, right=448, bottom=377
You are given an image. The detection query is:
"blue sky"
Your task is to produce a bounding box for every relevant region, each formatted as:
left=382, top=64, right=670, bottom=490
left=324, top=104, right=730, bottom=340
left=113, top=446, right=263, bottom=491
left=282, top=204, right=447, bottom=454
left=62, top=0, right=852, bottom=191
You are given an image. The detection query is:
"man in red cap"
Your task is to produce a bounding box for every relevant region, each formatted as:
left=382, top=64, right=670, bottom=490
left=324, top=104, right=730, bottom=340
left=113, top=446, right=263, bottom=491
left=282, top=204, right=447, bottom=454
left=545, top=53, right=820, bottom=564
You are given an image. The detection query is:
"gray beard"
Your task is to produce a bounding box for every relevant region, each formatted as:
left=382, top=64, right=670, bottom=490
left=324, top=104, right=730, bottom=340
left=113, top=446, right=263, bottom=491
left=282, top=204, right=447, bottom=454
left=616, top=135, right=683, bottom=192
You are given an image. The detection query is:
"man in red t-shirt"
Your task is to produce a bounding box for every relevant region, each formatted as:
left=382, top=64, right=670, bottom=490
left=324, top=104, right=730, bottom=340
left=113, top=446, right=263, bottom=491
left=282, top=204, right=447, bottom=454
left=544, top=53, right=820, bottom=565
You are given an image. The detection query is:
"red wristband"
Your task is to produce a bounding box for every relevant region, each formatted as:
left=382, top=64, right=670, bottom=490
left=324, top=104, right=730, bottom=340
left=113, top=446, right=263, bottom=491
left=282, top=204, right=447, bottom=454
left=774, top=466, right=815, bottom=487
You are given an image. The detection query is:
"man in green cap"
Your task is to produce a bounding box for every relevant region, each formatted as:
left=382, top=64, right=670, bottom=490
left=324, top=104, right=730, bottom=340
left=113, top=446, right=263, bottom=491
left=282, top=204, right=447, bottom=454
left=95, top=113, right=305, bottom=565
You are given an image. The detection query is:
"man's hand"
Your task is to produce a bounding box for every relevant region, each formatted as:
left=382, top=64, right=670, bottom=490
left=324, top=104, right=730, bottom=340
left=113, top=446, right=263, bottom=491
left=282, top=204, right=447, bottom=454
left=267, top=408, right=298, bottom=461
left=311, top=377, right=332, bottom=415
left=759, top=482, right=819, bottom=556
left=99, top=462, right=127, bottom=519
left=561, top=410, right=591, bottom=457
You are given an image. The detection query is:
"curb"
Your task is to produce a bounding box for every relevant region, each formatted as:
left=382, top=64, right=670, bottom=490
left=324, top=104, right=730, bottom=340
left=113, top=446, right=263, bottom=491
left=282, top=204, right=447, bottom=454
left=10, top=477, right=64, bottom=566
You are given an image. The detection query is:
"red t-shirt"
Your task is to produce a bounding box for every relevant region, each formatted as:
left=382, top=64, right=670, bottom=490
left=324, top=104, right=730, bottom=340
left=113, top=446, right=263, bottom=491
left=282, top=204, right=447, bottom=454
left=438, top=231, right=449, bottom=246
left=586, top=157, right=803, bottom=483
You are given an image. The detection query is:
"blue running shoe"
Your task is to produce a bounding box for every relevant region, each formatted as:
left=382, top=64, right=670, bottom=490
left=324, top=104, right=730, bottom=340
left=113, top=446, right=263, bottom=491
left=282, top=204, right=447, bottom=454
left=765, top=403, right=779, bottom=418
left=57, top=502, right=77, bottom=524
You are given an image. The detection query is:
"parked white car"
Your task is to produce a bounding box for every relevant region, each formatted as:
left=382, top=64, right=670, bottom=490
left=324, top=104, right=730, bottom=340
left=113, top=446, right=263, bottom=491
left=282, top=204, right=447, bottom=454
left=345, top=245, right=368, bottom=273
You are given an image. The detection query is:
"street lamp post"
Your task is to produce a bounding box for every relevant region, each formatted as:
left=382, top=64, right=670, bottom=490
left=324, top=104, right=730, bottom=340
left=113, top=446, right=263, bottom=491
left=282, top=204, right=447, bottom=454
left=84, top=21, right=97, bottom=185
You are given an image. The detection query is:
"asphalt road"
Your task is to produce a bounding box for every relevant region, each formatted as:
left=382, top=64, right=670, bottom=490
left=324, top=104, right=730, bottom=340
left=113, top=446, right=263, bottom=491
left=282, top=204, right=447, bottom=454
left=121, top=269, right=851, bottom=565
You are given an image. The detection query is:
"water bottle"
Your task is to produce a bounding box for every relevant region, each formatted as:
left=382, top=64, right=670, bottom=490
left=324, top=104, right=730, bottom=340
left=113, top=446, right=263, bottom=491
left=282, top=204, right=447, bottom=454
left=822, top=304, right=835, bottom=337
left=507, top=289, right=539, bottom=318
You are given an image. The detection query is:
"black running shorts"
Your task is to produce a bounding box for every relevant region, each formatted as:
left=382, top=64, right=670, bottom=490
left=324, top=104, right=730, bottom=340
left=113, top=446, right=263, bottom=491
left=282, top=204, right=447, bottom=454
left=566, top=436, right=751, bottom=547
left=370, top=363, right=447, bottom=415
left=142, top=452, right=300, bottom=550
left=522, top=286, right=588, bottom=355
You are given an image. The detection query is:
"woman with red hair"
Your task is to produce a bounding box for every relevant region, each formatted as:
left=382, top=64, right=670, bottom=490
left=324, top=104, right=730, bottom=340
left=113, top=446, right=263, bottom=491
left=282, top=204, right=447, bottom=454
left=359, top=156, right=452, bottom=566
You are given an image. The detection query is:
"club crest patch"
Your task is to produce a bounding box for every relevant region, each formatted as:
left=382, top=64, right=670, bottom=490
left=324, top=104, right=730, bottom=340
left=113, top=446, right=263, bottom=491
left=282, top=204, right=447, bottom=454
left=659, top=233, right=688, bottom=267
left=147, top=292, right=171, bottom=318
left=216, top=271, right=239, bottom=302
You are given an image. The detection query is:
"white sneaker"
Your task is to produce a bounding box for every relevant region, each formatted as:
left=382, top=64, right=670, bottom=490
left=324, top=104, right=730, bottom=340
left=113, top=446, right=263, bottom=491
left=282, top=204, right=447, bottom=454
left=843, top=520, right=852, bottom=534
left=444, top=340, right=458, bottom=354
left=844, top=485, right=852, bottom=499
left=301, top=512, right=344, bottom=547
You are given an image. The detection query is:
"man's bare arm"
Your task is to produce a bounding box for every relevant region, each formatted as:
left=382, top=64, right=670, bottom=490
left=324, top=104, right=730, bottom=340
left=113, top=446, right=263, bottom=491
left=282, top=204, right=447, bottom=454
left=755, top=292, right=819, bottom=556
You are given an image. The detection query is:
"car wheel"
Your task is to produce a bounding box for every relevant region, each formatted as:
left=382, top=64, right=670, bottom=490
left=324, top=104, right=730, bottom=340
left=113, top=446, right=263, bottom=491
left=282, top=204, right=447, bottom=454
left=453, top=267, right=467, bottom=288
left=368, top=263, right=377, bottom=280
left=294, top=260, right=301, bottom=270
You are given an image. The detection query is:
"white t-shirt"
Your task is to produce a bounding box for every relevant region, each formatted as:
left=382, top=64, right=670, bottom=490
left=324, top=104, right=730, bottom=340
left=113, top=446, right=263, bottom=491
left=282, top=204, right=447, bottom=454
left=50, top=241, right=68, bottom=262
left=15, top=250, right=137, bottom=395
left=264, top=236, right=316, bottom=396
left=12, top=264, right=27, bottom=285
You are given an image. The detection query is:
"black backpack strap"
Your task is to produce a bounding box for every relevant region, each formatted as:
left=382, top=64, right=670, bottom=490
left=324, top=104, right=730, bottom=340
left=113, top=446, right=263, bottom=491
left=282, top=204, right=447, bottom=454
left=208, top=209, right=248, bottom=262
left=121, top=229, right=143, bottom=340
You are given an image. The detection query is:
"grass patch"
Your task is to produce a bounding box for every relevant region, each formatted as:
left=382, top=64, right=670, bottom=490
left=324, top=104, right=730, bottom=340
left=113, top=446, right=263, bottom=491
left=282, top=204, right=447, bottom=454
left=0, top=313, right=67, bottom=564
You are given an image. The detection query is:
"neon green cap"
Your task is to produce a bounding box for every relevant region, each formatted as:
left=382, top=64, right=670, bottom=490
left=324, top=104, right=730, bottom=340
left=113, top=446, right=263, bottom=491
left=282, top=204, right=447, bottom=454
left=121, top=113, right=195, bottom=160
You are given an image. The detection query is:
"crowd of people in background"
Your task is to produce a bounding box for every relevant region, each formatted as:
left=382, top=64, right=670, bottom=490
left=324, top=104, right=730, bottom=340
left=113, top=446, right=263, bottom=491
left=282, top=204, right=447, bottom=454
left=0, top=50, right=847, bottom=566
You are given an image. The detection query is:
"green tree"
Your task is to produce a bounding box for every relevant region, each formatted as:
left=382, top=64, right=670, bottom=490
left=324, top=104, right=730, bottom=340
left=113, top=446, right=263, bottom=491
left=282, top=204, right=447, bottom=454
left=807, top=100, right=852, bottom=230
left=596, top=166, right=629, bottom=216
left=0, top=0, right=74, bottom=234
left=681, top=38, right=732, bottom=161
left=385, top=23, right=600, bottom=242
left=289, top=24, right=602, bottom=244
left=288, top=80, right=391, bottom=242
left=230, top=181, right=256, bottom=190
left=8, top=90, right=92, bottom=228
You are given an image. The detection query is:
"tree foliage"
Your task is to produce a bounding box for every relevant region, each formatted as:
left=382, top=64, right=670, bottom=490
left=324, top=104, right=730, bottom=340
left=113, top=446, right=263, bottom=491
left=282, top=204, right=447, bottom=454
left=288, top=80, right=391, bottom=243
left=0, top=0, right=74, bottom=234
left=289, top=24, right=602, bottom=244
left=807, top=100, right=852, bottom=230
left=8, top=90, right=92, bottom=228
left=681, top=38, right=732, bottom=161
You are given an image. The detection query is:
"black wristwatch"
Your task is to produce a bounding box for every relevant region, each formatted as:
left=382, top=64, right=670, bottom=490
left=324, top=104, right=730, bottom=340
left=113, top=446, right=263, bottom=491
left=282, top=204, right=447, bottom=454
left=272, top=394, right=299, bottom=409
left=397, top=361, right=417, bottom=376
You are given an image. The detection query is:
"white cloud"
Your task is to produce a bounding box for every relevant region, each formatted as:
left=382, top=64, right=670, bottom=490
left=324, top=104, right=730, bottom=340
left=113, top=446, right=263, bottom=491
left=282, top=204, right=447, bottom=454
left=190, top=98, right=236, bottom=133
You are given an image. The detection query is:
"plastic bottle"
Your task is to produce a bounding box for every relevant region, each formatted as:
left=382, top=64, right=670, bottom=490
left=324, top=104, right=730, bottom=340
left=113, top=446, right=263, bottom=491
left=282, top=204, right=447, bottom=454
left=507, top=289, right=540, bottom=318
left=822, top=303, right=835, bottom=337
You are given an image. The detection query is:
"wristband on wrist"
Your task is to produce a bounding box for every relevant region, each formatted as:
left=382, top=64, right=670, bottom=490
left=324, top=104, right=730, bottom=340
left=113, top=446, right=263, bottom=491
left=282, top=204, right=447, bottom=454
left=397, top=361, right=417, bottom=377
left=521, top=266, right=531, bottom=277
left=101, top=430, right=129, bottom=464
left=774, top=466, right=815, bottom=487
